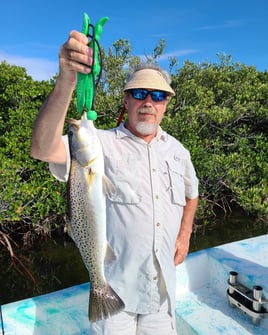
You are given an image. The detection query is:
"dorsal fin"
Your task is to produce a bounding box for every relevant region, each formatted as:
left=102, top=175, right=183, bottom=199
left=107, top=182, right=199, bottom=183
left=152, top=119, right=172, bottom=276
left=102, top=175, right=116, bottom=197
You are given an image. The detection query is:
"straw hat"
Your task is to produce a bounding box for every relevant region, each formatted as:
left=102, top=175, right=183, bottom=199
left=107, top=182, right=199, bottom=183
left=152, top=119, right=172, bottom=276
left=123, top=68, right=175, bottom=96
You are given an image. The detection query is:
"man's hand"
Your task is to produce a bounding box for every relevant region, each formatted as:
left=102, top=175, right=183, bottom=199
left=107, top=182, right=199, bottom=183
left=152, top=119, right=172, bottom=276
left=174, top=230, right=191, bottom=266
left=174, top=197, right=198, bottom=266
left=58, top=30, right=93, bottom=84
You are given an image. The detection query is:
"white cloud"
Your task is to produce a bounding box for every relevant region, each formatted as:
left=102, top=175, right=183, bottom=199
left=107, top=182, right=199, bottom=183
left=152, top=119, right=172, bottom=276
left=159, top=49, right=199, bottom=61
left=138, top=49, right=198, bottom=62
left=0, top=48, right=198, bottom=81
left=198, top=20, right=245, bottom=31
left=0, top=50, right=58, bottom=81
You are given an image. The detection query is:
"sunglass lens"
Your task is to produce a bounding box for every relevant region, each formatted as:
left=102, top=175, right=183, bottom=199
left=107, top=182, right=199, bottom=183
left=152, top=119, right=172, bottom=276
left=131, top=89, right=166, bottom=101
left=132, top=89, right=147, bottom=100
left=151, top=91, right=166, bottom=101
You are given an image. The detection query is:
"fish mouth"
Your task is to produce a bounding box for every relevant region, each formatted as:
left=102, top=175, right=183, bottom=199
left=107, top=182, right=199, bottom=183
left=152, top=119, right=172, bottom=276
left=68, top=118, right=80, bottom=130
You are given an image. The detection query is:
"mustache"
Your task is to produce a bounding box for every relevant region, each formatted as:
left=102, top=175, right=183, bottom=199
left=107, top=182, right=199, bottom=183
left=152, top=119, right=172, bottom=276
left=137, top=108, right=156, bottom=116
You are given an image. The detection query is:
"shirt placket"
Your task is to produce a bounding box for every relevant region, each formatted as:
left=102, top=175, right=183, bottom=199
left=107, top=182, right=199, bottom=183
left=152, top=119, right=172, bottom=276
left=147, top=142, right=162, bottom=312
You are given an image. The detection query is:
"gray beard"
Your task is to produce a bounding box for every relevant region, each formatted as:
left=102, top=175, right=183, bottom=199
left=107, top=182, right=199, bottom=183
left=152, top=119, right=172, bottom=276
left=135, top=122, right=158, bottom=135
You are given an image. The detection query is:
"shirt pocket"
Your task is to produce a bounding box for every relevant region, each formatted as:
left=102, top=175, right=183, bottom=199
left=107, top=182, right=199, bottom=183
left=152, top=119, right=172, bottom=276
left=105, top=154, right=142, bottom=204
left=166, top=160, right=186, bottom=206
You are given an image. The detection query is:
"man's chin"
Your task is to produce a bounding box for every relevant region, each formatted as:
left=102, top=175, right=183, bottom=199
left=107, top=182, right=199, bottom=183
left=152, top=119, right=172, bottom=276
left=135, top=122, right=158, bottom=136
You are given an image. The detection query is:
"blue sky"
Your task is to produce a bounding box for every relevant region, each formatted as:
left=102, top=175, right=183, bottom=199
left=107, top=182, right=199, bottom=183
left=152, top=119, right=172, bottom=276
left=0, top=0, right=267, bottom=81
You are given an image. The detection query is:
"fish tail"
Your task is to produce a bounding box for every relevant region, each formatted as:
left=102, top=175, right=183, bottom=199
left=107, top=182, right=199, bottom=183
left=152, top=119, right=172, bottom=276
left=88, top=285, right=125, bottom=322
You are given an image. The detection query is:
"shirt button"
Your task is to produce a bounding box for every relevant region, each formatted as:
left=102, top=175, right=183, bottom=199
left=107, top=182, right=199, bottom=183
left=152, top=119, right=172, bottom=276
left=156, top=222, right=160, bottom=227
left=155, top=195, right=159, bottom=199
left=152, top=168, right=156, bottom=172
left=153, top=276, right=157, bottom=281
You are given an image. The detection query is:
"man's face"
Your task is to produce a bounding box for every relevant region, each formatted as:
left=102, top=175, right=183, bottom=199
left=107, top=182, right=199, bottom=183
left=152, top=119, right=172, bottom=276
left=124, top=89, right=169, bottom=141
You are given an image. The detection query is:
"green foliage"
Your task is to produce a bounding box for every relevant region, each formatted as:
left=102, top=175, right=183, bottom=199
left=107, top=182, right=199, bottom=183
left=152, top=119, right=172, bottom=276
left=0, top=61, right=66, bottom=238
left=91, top=39, right=139, bottom=128
left=163, top=56, right=268, bottom=220
left=0, top=44, right=267, bottom=246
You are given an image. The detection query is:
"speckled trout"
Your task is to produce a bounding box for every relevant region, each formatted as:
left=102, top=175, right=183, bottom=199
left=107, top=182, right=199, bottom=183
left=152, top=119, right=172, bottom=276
left=67, top=112, right=124, bottom=322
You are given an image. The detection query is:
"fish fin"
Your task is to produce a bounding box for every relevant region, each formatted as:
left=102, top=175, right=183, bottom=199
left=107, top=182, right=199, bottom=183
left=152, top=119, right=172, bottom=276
left=66, top=223, right=74, bottom=241
left=89, top=285, right=125, bottom=322
left=102, top=175, right=116, bottom=197
left=65, top=216, right=75, bottom=241
left=86, top=168, right=96, bottom=189
left=104, top=244, right=116, bottom=265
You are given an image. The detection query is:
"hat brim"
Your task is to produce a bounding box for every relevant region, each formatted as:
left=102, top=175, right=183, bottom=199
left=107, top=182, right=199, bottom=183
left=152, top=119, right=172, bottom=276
left=123, top=69, right=175, bottom=96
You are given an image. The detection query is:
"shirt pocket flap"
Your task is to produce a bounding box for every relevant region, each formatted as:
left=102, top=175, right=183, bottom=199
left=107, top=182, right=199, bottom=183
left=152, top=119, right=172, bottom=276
left=107, top=183, right=141, bottom=204
left=105, top=155, right=142, bottom=205
left=166, top=160, right=186, bottom=206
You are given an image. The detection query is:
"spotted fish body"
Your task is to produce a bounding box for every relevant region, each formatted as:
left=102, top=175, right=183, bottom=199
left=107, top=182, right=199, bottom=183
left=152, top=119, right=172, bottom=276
left=67, top=112, right=124, bottom=322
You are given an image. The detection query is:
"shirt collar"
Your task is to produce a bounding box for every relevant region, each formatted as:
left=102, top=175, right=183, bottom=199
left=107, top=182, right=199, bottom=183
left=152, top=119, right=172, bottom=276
left=115, top=122, right=168, bottom=143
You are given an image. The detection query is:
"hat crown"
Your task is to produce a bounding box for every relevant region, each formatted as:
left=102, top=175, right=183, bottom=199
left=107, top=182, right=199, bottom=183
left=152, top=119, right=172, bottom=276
left=124, top=68, right=175, bottom=96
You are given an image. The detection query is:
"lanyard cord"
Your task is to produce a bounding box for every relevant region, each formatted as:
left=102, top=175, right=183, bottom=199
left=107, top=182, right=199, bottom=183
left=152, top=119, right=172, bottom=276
left=88, top=23, right=96, bottom=112
left=87, top=24, right=103, bottom=113
left=116, top=105, right=126, bottom=127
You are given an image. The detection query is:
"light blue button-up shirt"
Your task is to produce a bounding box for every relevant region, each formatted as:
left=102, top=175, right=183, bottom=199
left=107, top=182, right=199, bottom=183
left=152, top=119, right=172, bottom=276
left=49, top=123, right=199, bottom=317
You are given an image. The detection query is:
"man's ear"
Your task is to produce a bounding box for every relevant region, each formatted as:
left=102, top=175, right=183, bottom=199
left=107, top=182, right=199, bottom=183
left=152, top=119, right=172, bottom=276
left=123, top=93, right=129, bottom=108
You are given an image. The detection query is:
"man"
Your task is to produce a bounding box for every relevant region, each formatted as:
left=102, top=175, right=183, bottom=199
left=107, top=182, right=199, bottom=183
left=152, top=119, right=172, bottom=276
left=31, top=30, right=199, bottom=335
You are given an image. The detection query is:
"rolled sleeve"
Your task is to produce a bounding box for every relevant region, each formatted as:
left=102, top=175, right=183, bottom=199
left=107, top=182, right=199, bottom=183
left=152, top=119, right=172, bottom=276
left=184, top=158, right=199, bottom=200
left=49, top=135, right=70, bottom=182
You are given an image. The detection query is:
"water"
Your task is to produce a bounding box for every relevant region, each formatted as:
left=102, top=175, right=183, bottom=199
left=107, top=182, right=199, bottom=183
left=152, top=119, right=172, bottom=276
left=1, top=211, right=267, bottom=306
left=190, top=210, right=267, bottom=252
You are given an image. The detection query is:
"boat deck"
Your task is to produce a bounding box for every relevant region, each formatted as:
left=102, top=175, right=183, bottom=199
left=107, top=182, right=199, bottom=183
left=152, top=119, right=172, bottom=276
left=1, top=283, right=91, bottom=335
left=1, top=234, right=267, bottom=334
left=175, top=234, right=268, bottom=334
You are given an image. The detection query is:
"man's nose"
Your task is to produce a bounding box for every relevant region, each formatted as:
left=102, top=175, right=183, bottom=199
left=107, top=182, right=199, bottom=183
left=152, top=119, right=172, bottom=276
left=142, top=94, right=154, bottom=106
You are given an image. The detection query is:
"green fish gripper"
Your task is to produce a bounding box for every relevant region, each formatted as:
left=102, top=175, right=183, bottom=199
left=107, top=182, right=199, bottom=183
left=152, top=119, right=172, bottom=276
left=76, top=12, right=109, bottom=120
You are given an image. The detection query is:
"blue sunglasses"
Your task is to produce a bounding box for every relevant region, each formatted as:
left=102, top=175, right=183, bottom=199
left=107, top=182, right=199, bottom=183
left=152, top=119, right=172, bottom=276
left=130, top=89, right=167, bottom=102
